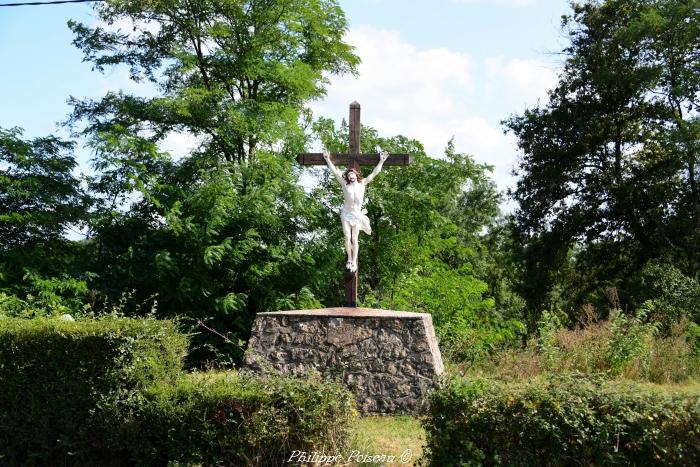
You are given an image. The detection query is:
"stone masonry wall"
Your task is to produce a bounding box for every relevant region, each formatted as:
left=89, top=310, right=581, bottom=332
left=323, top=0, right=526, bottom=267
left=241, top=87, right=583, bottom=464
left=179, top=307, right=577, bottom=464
left=243, top=308, right=444, bottom=414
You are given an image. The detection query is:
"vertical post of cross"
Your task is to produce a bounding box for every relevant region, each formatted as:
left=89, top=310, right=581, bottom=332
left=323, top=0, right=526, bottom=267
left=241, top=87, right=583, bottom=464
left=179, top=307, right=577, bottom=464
left=349, top=101, right=361, bottom=171
left=345, top=101, right=360, bottom=307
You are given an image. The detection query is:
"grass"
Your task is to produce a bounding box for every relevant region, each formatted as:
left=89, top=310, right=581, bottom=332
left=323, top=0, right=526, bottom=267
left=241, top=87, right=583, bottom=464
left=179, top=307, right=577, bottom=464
left=450, top=315, right=700, bottom=385
left=632, top=380, right=700, bottom=395
left=349, top=415, right=426, bottom=466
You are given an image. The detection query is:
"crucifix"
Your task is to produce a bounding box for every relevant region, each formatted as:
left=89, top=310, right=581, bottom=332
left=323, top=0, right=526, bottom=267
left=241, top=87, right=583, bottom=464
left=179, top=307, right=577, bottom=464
left=296, top=101, right=412, bottom=307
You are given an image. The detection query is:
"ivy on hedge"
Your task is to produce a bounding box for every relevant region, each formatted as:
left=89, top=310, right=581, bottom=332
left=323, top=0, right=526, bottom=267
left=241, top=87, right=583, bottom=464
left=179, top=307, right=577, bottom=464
left=425, top=375, right=700, bottom=466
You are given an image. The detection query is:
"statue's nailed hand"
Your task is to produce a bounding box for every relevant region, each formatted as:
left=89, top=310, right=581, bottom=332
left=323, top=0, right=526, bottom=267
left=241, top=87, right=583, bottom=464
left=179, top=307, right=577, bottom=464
left=376, top=146, right=389, bottom=162
left=323, top=150, right=330, bottom=161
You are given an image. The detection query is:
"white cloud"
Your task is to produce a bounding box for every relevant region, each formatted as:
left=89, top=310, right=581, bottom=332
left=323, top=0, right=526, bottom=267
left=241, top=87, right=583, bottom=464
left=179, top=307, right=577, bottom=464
left=315, top=26, right=473, bottom=119
left=160, top=131, right=202, bottom=161
left=452, top=0, right=539, bottom=5
left=312, top=26, right=521, bottom=194
left=485, top=57, right=559, bottom=104
left=395, top=116, right=519, bottom=189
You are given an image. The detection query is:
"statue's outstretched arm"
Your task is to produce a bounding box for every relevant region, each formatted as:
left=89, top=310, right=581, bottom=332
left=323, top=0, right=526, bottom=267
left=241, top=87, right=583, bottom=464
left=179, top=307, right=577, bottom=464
left=323, top=151, right=344, bottom=185
left=364, top=147, right=389, bottom=184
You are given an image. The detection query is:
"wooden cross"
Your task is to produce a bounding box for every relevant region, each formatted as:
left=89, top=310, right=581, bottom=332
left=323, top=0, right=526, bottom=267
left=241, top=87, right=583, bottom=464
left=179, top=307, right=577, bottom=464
left=296, top=101, right=412, bottom=307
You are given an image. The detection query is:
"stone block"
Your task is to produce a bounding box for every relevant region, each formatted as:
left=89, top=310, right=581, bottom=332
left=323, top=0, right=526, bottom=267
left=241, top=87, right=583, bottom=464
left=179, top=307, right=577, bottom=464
left=242, top=307, right=444, bottom=414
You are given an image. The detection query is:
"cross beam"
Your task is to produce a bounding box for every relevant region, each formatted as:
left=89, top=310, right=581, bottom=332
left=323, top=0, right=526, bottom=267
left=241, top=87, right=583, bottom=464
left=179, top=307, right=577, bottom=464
left=296, top=153, right=411, bottom=167
left=295, top=101, right=412, bottom=170
left=297, top=102, right=411, bottom=307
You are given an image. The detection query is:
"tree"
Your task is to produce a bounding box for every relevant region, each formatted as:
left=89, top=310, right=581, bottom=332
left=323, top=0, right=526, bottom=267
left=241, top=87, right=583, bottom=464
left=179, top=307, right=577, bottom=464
left=0, top=127, right=86, bottom=250
left=505, top=0, right=700, bottom=320
left=632, top=0, right=700, bottom=275
left=58, top=0, right=359, bottom=365
left=67, top=0, right=359, bottom=163
left=0, top=127, right=92, bottom=314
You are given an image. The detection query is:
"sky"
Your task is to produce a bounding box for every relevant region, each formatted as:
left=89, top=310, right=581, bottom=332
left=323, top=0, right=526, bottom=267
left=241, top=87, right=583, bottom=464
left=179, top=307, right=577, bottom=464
left=0, top=0, right=572, bottom=197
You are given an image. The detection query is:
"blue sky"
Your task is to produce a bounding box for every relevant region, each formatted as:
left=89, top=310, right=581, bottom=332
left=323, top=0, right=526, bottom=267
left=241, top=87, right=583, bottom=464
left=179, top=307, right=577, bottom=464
left=0, top=0, right=571, bottom=192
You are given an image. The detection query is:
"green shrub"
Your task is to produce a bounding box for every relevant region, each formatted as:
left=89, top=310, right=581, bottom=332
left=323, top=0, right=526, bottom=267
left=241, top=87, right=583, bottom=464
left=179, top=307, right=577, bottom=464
left=638, top=260, right=700, bottom=325
left=0, top=316, right=187, bottom=465
left=648, top=320, right=700, bottom=384
left=468, top=310, right=700, bottom=383
left=0, top=316, right=355, bottom=466
left=0, top=273, right=90, bottom=318
left=385, top=264, right=523, bottom=365
left=689, top=322, right=700, bottom=355
left=536, top=310, right=562, bottom=369
left=123, top=372, right=355, bottom=466
left=425, top=375, right=700, bottom=466
left=606, top=309, right=657, bottom=376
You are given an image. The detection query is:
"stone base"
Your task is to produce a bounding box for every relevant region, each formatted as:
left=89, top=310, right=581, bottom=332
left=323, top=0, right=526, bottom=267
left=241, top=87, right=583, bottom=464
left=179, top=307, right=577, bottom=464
left=242, top=307, right=444, bottom=414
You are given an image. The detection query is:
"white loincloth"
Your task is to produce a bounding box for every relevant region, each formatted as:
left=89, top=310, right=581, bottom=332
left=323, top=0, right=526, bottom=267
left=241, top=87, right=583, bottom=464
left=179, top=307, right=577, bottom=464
left=341, top=207, right=371, bottom=235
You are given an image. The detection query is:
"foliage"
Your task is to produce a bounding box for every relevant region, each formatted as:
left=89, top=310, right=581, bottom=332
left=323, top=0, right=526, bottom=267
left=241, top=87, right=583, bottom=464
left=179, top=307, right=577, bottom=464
left=67, top=0, right=359, bottom=163
left=124, top=372, right=354, bottom=466
left=0, top=316, right=353, bottom=466
left=635, top=259, right=700, bottom=326
left=35, top=0, right=359, bottom=366
left=151, top=155, right=325, bottom=365
left=468, top=310, right=700, bottom=384
left=0, top=0, right=520, bottom=370
left=473, top=217, right=528, bottom=325
left=0, top=127, right=92, bottom=311
left=1, top=112, right=514, bottom=369
left=0, top=272, right=92, bottom=318
left=425, top=374, right=700, bottom=466
left=389, top=263, right=523, bottom=363
left=0, top=126, right=87, bottom=250
left=648, top=319, right=700, bottom=383
left=536, top=310, right=563, bottom=369
left=606, top=308, right=658, bottom=376
left=72, top=150, right=329, bottom=367
left=505, top=0, right=700, bottom=319
left=0, top=316, right=186, bottom=466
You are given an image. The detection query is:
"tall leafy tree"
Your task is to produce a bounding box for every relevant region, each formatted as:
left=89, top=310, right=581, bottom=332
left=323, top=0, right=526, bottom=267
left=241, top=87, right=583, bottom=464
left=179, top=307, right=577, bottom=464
left=505, top=0, right=700, bottom=320
left=0, top=127, right=90, bottom=311
left=0, top=127, right=85, bottom=250
left=632, top=0, right=700, bottom=275
left=61, top=0, right=359, bottom=365
left=67, top=0, right=359, bottom=163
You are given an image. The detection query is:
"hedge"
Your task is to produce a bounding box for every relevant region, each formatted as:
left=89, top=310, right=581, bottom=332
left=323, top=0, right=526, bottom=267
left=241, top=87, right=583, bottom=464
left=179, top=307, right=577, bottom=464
left=0, top=316, right=187, bottom=465
left=0, top=317, right=355, bottom=466
left=124, top=372, right=355, bottom=466
left=425, top=375, right=700, bottom=466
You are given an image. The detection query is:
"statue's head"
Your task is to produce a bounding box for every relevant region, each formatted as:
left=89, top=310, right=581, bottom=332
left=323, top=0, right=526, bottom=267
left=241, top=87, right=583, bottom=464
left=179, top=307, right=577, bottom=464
left=343, top=167, right=362, bottom=184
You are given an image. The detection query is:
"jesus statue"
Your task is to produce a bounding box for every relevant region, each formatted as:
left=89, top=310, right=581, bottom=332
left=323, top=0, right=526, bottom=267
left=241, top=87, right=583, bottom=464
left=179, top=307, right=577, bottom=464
left=323, top=148, right=389, bottom=273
